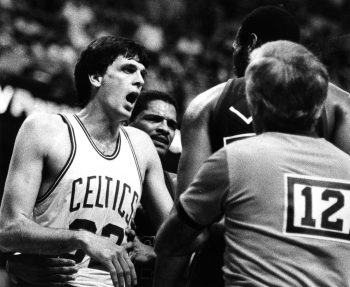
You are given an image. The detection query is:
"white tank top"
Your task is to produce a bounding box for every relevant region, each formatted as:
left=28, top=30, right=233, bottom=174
left=33, top=113, right=142, bottom=286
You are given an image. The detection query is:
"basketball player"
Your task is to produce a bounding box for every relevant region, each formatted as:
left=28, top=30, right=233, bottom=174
left=155, top=40, right=350, bottom=287
left=165, top=5, right=350, bottom=287
left=129, top=90, right=179, bottom=287
left=129, top=90, right=178, bottom=200
left=3, top=90, right=179, bottom=287
left=0, top=36, right=173, bottom=287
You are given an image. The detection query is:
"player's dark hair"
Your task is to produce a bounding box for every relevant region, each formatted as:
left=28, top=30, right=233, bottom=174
left=245, top=40, right=329, bottom=133
left=74, top=36, right=149, bottom=107
left=130, top=90, right=178, bottom=122
left=238, top=6, right=300, bottom=46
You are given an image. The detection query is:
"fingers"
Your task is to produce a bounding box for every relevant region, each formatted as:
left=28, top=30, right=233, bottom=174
left=106, top=250, right=136, bottom=287
left=114, top=255, right=130, bottom=287
left=106, top=259, right=124, bottom=287
left=14, top=273, right=77, bottom=286
left=43, top=258, right=77, bottom=275
left=45, top=258, right=76, bottom=267
left=46, top=265, right=78, bottom=275
left=41, top=273, right=77, bottom=285
left=123, top=251, right=137, bottom=286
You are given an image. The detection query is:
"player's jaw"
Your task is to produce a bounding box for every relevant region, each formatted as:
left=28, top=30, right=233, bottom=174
left=151, top=133, right=170, bottom=156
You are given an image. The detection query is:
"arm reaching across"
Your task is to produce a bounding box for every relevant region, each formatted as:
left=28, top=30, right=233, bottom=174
left=176, top=83, right=225, bottom=197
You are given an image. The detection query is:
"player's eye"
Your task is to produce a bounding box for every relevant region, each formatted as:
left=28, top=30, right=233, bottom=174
left=145, top=115, right=162, bottom=123
left=122, top=65, right=137, bottom=74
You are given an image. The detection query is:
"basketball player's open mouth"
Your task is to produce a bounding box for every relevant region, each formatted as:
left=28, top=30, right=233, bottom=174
left=126, top=92, right=139, bottom=104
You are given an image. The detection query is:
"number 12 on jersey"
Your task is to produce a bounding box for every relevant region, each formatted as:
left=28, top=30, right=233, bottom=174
left=284, top=174, right=350, bottom=243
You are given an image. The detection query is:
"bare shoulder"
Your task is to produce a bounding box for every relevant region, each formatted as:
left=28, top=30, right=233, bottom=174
left=122, top=126, right=158, bottom=171
left=10, top=113, right=72, bottom=193
left=19, top=113, right=68, bottom=146
left=123, top=125, right=153, bottom=146
left=183, top=82, right=226, bottom=125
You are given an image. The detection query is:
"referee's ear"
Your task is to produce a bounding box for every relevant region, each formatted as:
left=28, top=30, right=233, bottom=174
left=248, top=33, right=258, bottom=52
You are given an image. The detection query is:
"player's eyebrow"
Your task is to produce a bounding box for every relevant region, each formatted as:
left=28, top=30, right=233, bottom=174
left=144, top=114, right=178, bottom=128
left=120, top=63, right=147, bottom=76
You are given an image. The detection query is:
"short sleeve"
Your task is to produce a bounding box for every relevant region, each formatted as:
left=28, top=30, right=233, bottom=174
left=179, top=148, right=230, bottom=227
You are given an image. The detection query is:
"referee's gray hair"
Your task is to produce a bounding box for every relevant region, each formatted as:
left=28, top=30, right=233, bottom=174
left=245, top=40, right=329, bottom=129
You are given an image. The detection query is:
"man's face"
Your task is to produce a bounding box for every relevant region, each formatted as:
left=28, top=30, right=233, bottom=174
left=232, top=39, right=250, bottom=78
left=131, top=100, right=177, bottom=157
left=96, top=55, right=147, bottom=120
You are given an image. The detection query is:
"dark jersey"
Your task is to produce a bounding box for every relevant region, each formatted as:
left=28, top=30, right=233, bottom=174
left=209, top=78, right=253, bottom=152
left=209, top=77, right=328, bottom=152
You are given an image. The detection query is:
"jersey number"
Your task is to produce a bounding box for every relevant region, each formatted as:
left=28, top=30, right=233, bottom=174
left=64, top=219, right=125, bottom=264
left=301, top=187, right=344, bottom=231
left=285, top=175, right=350, bottom=242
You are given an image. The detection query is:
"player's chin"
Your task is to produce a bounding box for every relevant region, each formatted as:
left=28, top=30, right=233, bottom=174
left=121, top=106, right=133, bottom=119
left=154, top=144, right=168, bottom=157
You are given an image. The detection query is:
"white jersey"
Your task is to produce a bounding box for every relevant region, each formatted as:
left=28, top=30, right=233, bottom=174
left=33, top=113, right=142, bottom=287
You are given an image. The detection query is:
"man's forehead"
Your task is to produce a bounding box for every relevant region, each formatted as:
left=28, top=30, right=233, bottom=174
left=144, top=100, right=177, bottom=118
left=114, top=55, right=146, bottom=69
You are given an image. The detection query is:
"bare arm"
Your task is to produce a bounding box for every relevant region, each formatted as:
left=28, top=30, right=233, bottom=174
left=135, top=130, right=173, bottom=230
left=152, top=204, right=200, bottom=287
left=0, top=120, right=81, bottom=286
left=0, top=115, right=83, bottom=255
left=176, top=84, right=225, bottom=197
left=155, top=208, right=203, bottom=257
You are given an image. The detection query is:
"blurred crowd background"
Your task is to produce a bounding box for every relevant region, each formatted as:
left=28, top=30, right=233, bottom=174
left=1, top=0, right=350, bottom=195
left=1, top=0, right=350, bottom=113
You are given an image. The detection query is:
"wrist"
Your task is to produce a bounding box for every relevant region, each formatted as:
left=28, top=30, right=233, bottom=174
left=74, top=230, right=92, bottom=251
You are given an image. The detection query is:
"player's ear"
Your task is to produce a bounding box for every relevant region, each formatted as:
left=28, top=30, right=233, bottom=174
left=89, top=74, right=103, bottom=88
left=248, top=33, right=258, bottom=52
